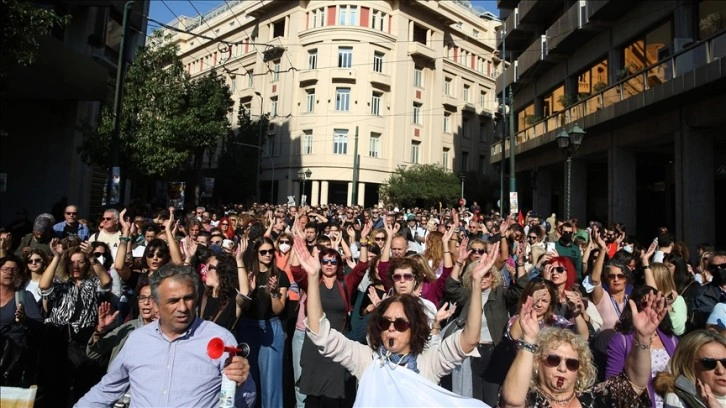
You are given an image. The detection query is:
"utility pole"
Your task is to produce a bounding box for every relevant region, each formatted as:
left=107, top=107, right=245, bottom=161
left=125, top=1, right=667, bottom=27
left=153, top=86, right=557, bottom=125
left=351, top=126, right=360, bottom=205
left=508, top=86, right=516, bottom=215
left=106, top=1, right=133, bottom=206
left=499, top=24, right=506, bottom=214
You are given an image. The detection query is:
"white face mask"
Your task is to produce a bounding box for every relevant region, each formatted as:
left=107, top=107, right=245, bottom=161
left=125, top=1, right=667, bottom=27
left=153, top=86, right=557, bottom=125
left=278, top=243, right=291, bottom=253
left=623, top=245, right=633, bottom=253
left=96, top=255, right=106, bottom=265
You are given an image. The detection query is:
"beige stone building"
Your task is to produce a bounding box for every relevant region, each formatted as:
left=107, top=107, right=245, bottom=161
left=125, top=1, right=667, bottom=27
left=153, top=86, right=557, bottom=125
left=164, top=0, right=501, bottom=206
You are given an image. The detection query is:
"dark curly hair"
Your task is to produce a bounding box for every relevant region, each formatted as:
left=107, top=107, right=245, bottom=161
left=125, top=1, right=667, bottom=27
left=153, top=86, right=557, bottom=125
left=206, top=253, right=239, bottom=308
left=366, top=294, right=430, bottom=356
left=387, top=257, right=426, bottom=287
left=318, top=248, right=344, bottom=279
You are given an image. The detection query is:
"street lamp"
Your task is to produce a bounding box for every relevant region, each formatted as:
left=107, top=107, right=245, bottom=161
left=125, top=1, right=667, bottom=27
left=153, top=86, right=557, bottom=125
left=459, top=173, right=466, bottom=202
left=297, top=168, right=312, bottom=205
left=556, top=124, right=586, bottom=220
left=254, top=91, right=264, bottom=203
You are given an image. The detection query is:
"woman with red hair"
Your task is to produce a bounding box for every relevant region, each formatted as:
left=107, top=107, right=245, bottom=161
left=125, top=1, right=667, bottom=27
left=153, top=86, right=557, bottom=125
left=541, top=256, right=592, bottom=338
left=218, top=217, right=235, bottom=240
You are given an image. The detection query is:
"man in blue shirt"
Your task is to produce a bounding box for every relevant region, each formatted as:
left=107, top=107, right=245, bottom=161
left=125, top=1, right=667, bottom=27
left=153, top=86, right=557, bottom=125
left=52, top=205, right=90, bottom=241
left=76, top=264, right=255, bottom=407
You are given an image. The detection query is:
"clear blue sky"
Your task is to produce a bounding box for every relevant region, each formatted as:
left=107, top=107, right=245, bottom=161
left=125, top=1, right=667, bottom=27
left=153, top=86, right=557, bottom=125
left=148, top=0, right=500, bottom=33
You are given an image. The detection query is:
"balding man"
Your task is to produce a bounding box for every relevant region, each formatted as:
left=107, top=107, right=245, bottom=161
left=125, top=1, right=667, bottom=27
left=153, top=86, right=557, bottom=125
left=53, top=205, right=90, bottom=241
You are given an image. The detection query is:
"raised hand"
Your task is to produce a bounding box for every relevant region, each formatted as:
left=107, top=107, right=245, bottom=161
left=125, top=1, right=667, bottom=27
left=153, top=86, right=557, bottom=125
left=443, top=223, right=455, bottom=243
left=236, top=236, right=248, bottom=259
left=630, top=290, right=668, bottom=342
left=697, top=379, right=722, bottom=408
left=267, top=275, right=278, bottom=292
left=119, top=208, right=131, bottom=235
left=360, top=220, right=373, bottom=242
left=96, top=301, right=119, bottom=332
left=457, top=237, right=471, bottom=263
left=293, top=236, right=320, bottom=278
left=518, top=296, right=540, bottom=342
left=50, top=238, right=63, bottom=257
left=184, top=239, right=198, bottom=262
left=593, top=226, right=607, bottom=249
left=642, top=241, right=657, bottom=262
left=79, top=241, right=92, bottom=258
left=470, top=242, right=499, bottom=283
left=435, top=302, right=457, bottom=325
left=14, top=303, right=25, bottom=324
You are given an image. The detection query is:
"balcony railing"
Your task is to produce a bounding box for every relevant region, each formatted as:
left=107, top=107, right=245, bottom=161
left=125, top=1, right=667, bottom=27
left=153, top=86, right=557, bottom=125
left=490, top=30, right=726, bottom=159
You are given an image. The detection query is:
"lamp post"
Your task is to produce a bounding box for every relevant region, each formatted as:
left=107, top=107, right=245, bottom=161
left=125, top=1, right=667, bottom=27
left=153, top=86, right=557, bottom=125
left=459, top=173, right=466, bottom=202
left=297, top=168, right=312, bottom=205
left=254, top=91, right=264, bottom=203
left=556, top=124, right=586, bottom=220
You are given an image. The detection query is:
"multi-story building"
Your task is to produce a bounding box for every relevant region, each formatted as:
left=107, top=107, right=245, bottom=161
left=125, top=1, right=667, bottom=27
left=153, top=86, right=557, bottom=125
left=165, top=0, right=501, bottom=206
left=494, top=0, right=725, bottom=248
left=1, top=1, right=150, bottom=223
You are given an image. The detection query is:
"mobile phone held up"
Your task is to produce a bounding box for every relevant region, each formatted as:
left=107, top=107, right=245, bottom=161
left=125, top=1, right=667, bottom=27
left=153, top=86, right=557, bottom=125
left=546, top=242, right=556, bottom=253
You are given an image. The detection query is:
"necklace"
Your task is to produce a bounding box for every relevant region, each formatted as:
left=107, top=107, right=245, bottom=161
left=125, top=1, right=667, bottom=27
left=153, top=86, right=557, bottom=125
left=537, top=386, right=576, bottom=406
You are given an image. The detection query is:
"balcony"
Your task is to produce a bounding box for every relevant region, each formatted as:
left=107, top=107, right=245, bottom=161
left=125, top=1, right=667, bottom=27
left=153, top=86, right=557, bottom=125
left=501, top=7, right=536, bottom=52
left=489, top=31, right=726, bottom=163
left=370, top=71, right=391, bottom=89
left=408, top=42, right=438, bottom=62
left=547, top=0, right=601, bottom=55
left=442, top=94, right=458, bottom=111
left=331, top=69, right=357, bottom=82
left=588, top=0, right=633, bottom=21
left=517, top=35, right=555, bottom=79
left=518, top=0, right=565, bottom=25
left=298, top=69, right=318, bottom=84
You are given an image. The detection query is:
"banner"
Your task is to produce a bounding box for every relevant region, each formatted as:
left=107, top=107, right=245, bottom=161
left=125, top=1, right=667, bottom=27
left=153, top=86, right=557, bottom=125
left=509, top=192, right=519, bottom=215
left=167, top=182, right=186, bottom=209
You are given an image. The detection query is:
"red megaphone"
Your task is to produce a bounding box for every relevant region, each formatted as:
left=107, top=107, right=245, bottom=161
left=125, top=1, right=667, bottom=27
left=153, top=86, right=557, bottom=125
left=207, top=337, right=250, bottom=359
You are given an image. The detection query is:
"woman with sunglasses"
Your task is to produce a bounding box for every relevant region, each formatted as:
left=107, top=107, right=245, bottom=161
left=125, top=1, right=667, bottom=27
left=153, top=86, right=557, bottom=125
left=654, top=329, right=726, bottom=408
left=541, top=256, right=591, bottom=339
left=445, top=238, right=516, bottom=405
left=606, top=286, right=679, bottom=408
left=22, top=249, right=48, bottom=303
left=237, top=237, right=290, bottom=408
left=500, top=290, right=667, bottom=408
left=218, top=216, right=235, bottom=240
left=290, top=223, right=370, bottom=407
left=296, top=235, right=499, bottom=406
left=590, top=229, right=633, bottom=331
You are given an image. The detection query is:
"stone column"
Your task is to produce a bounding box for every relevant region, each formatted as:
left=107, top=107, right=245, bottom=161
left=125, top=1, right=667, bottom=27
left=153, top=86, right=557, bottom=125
left=608, top=146, right=637, bottom=234
left=310, top=181, right=320, bottom=207
left=319, top=181, right=329, bottom=206
left=357, top=182, right=366, bottom=206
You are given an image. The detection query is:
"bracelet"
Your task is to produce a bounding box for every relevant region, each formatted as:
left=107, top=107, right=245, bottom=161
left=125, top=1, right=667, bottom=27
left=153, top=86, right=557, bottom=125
left=642, top=265, right=651, bottom=269
left=119, top=236, right=132, bottom=242
left=235, top=289, right=252, bottom=301
left=516, top=339, right=538, bottom=353
left=632, top=336, right=652, bottom=350
left=455, top=261, right=463, bottom=267
left=444, top=251, right=450, bottom=254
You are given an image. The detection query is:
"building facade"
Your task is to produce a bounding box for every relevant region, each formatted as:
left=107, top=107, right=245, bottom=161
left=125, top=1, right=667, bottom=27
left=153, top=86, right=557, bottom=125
left=494, top=0, right=726, bottom=249
left=165, top=0, right=500, bottom=207
left=0, top=1, right=150, bottom=223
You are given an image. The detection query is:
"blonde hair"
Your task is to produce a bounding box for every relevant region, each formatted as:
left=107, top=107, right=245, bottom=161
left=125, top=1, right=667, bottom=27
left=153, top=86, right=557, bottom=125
left=408, top=253, right=436, bottom=283
left=461, top=261, right=502, bottom=290
left=423, top=231, right=444, bottom=269
left=534, top=328, right=596, bottom=393
left=654, top=330, right=726, bottom=395
left=651, top=263, right=676, bottom=294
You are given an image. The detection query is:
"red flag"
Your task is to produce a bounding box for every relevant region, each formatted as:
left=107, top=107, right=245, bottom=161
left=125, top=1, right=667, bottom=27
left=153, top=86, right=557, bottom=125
left=518, top=210, right=525, bottom=226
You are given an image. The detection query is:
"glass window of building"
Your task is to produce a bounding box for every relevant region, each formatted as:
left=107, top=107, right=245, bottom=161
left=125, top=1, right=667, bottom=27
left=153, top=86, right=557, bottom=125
left=373, top=52, right=384, bottom=73
left=444, top=112, right=451, bottom=132
left=410, top=142, right=420, bottom=164
left=310, top=7, right=325, bottom=28
left=303, top=130, right=313, bottom=154
left=308, top=49, right=318, bottom=69
left=542, top=84, right=565, bottom=118
left=273, top=60, right=280, bottom=81
left=247, top=70, right=254, bottom=87
left=339, top=47, right=353, bottom=68
left=414, top=66, right=423, bottom=87
left=460, top=151, right=469, bottom=171
left=462, top=117, right=470, bottom=138
left=444, top=77, right=452, bottom=95
left=413, top=103, right=422, bottom=124
left=336, top=88, right=351, bottom=111
left=340, top=5, right=357, bottom=25
left=334, top=129, right=348, bottom=154
left=442, top=148, right=450, bottom=169
left=371, top=92, right=382, bottom=116
left=370, top=133, right=381, bottom=158
left=479, top=91, right=486, bottom=107
left=271, top=97, right=278, bottom=117
left=699, top=0, right=726, bottom=39
left=372, top=10, right=386, bottom=31
left=623, top=20, right=672, bottom=77
left=517, top=103, right=535, bottom=130
left=306, top=89, right=315, bottom=113
left=463, top=84, right=470, bottom=102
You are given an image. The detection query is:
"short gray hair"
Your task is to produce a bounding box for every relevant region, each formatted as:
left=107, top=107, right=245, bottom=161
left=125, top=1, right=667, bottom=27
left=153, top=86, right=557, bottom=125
left=149, top=263, right=199, bottom=304
left=103, top=208, right=119, bottom=220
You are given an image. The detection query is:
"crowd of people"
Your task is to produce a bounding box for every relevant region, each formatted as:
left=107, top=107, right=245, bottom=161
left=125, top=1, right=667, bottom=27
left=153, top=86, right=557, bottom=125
left=0, top=201, right=724, bottom=408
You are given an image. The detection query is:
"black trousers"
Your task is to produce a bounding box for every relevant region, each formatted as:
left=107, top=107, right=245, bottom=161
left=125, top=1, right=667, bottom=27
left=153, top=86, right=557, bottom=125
left=470, top=343, right=501, bottom=407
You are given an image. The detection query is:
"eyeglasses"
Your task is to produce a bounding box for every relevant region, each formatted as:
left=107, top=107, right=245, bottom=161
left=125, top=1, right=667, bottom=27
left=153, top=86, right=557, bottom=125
left=102, top=217, right=115, bottom=221
left=543, top=354, right=580, bottom=371
left=28, top=258, right=43, bottom=264
left=697, top=358, right=726, bottom=371
left=551, top=266, right=565, bottom=274
left=207, top=264, right=217, bottom=271
left=66, top=212, right=77, bottom=216
left=471, top=248, right=486, bottom=255
left=527, top=236, right=538, bottom=240
left=258, top=249, right=274, bottom=256
left=481, top=272, right=492, bottom=279
left=392, top=273, right=414, bottom=282
left=137, top=295, right=153, bottom=303
left=709, top=263, right=726, bottom=271
left=321, top=259, right=338, bottom=265
left=278, top=240, right=291, bottom=245
left=146, top=252, right=164, bottom=259
left=608, top=273, right=626, bottom=280
left=93, top=252, right=105, bottom=258
left=376, top=317, right=411, bottom=332
left=374, top=237, right=385, bottom=241
left=1, top=266, right=19, bottom=273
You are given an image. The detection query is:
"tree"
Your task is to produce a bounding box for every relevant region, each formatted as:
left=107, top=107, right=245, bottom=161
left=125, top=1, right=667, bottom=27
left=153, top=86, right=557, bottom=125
left=79, top=32, right=233, bottom=205
left=380, top=164, right=460, bottom=208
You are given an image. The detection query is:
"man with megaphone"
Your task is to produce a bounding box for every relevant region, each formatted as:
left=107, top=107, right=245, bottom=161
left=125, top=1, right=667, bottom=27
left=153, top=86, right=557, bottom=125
left=76, top=263, right=256, bottom=407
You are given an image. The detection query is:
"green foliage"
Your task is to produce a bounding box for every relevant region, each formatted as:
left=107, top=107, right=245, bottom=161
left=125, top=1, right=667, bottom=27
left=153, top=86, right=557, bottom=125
left=380, top=164, right=460, bottom=208
left=79, top=32, right=233, bottom=182
left=0, top=0, right=69, bottom=78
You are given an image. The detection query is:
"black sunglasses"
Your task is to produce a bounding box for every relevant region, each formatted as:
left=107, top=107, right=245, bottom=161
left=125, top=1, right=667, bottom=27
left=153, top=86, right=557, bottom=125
left=146, top=251, right=165, bottom=258
left=709, top=263, right=726, bottom=271
left=552, top=266, right=565, bottom=273
left=376, top=317, right=411, bottom=332
left=527, top=236, right=538, bottom=240
left=321, top=259, right=338, bottom=265
left=258, top=249, right=274, bottom=256
left=698, top=358, right=726, bottom=371
left=471, top=248, right=486, bottom=255
left=278, top=240, right=291, bottom=245
left=543, top=354, right=580, bottom=371
left=93, top=252, right=105, bottom=258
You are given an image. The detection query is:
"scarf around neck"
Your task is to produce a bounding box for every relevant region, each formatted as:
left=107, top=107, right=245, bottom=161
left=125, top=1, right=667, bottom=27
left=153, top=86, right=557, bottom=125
left=376, top=345, right=419, bottom=373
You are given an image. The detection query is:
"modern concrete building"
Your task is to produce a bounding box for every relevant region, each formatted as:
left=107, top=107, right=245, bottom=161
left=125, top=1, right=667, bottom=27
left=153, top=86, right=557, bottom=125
left=1, top=1, right=150, bottom=223
left=165, top=0, right=501, bottom=207
left=493, top=0, right=726, bottom=248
